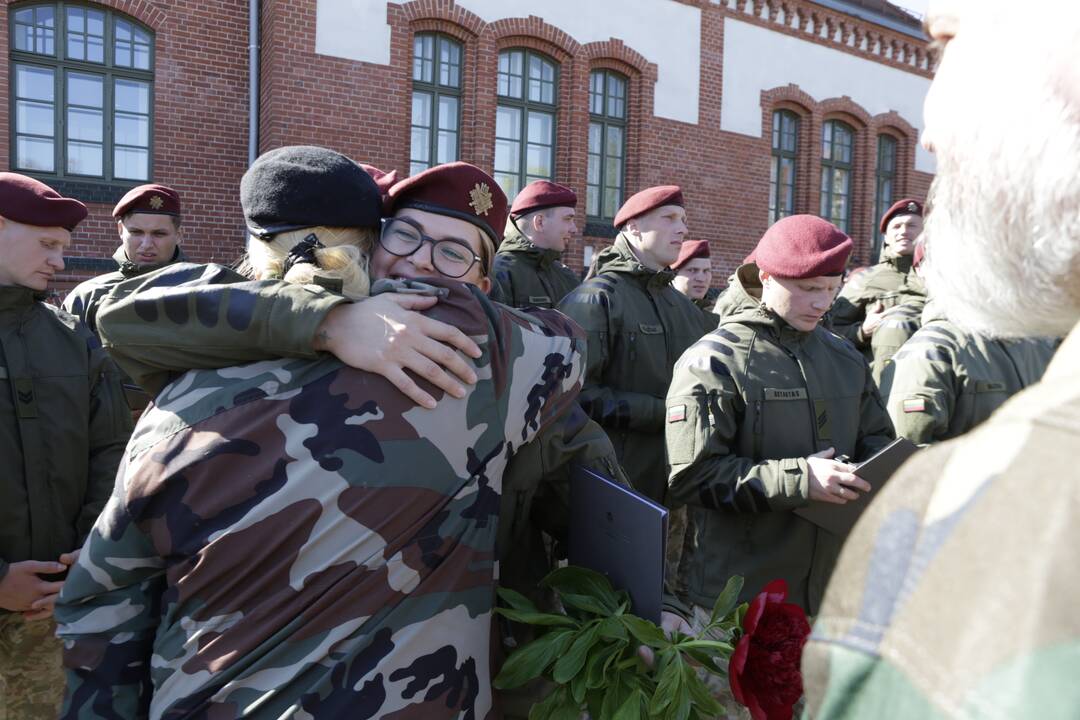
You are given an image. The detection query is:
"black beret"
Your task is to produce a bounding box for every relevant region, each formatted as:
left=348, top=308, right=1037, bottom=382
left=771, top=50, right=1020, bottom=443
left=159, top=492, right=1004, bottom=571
left=241, top=146, right=381, bottom=238
left=0, top=172, right=87, bottom=231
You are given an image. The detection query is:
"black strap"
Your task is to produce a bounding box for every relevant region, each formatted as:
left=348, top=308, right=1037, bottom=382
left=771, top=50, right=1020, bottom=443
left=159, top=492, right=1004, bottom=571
left=281, top=233, right=324, bottom=277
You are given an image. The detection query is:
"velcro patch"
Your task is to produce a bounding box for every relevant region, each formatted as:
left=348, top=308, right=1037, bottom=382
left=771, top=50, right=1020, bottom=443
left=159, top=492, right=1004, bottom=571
left=667, top=404, right=687, bottom=423
left=903, top=398, right=926, bottom=413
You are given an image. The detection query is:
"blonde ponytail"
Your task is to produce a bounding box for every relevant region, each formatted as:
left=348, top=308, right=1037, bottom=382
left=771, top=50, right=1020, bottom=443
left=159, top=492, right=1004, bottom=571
left=245, top=226, right=376, bottom=299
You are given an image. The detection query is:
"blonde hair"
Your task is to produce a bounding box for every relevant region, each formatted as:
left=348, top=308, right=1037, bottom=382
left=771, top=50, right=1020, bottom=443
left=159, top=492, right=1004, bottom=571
left=244, top=226, right=376, bottom=299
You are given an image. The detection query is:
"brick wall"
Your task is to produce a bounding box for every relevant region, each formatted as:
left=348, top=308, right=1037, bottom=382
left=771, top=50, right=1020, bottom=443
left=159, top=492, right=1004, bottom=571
left=1, top=0, right=934, bottom=298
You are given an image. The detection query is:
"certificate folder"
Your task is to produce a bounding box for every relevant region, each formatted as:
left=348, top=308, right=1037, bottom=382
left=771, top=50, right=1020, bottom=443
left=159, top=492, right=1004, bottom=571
left=793, top=437, right=920, bottom=536
left=569, top=467, right=668, bottom=623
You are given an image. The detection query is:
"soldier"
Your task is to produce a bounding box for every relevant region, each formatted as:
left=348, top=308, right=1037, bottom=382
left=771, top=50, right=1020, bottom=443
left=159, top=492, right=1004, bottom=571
left=869, top=240, right=929, bottom=391
left=63, top=184, right=186, bottom=335
left=670, top=239, right=720, bottom=332
left=666, top=215, right=895, bottom=617
left=55, top=151, right=589, bottom=719
left=0, top=173, right=131, bottom=718
left=803, top=2, right=1080, bottom=716
left=492, top=180, right=580, bottom=309
left=557, top=185, right=706, bottom=502
left=62, top=184, right=186, bottom=414
left=831, top=198, right=924, bottom=359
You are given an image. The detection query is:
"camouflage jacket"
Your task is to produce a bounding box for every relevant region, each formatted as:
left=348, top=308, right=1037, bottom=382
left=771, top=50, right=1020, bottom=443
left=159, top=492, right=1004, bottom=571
left=557, top=235, right=707, bottom=502
left=803, top=321, right=1080, bottom=720
left=665, top=265, right=894, bottom=613
left=870, top=273, right=928, bottom=393
left=55, top=278, right=586, bottom=719
left=491, top=230, right=579, bottom=309
left=63, top=245, right=187, bottom=411
left=831, top=254, right=914, bottom=356
left=0, top=286, right=131, bottom=582
left=885, top=302, right=1058, bottom=444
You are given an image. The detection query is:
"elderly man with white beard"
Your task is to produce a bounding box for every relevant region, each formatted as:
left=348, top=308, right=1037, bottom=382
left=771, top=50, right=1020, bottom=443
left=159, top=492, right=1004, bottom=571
left=801, top=2, right=1080, bottom=718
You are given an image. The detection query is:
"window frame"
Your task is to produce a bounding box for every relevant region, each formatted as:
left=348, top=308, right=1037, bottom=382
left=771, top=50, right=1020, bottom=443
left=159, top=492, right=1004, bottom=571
left=769, top=109, right=799, bottom=225
left=819, top=119, right=855, bottom=233
left=409, top=31, right=463, bottom=176
left=494, top=47, right=559, bottom=199
left=9, top=1, right=155, bottom=184
left=872, top=133, right=899, bottom=260
left=586, top=68, right=628, bottom=222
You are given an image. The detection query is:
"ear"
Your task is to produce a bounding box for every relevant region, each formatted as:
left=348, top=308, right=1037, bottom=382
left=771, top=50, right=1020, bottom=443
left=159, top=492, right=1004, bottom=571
left=758, top=269, right=771, bottom=285
left=624, top=219, right=640, bottom=238
left=116, top=219, right=126, bottom=236
left=531, top=212, right=545, bottom=232
left=477, top=275, right=493, bottom=295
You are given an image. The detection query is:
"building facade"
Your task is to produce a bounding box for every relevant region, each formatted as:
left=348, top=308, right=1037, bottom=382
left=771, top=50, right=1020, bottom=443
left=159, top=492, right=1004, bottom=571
left=0, top=0, right=934, bottom=295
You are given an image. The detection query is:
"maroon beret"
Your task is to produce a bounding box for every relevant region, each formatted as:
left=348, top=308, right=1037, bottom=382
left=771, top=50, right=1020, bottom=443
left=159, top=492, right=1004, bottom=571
left=359, top=164, right=399, bottom=197
left=510, top=180, right=577, bottom=216
left=671, top=239, right=711, bottom=270
left=0, top=172, right=87, bottom=231
left=613, top=185, right=684, bottom=228
left=879, top=197, right=923, bottom=234
left=113, top=183, right=181, bottom=219
left=753, top=215, right=852, bottom=278
left=387, top=162, right=508, bottom=249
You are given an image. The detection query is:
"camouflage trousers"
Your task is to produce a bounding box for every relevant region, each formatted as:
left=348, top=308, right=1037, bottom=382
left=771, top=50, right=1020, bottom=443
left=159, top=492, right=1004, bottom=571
left=0, top=613, right=64, bottom=720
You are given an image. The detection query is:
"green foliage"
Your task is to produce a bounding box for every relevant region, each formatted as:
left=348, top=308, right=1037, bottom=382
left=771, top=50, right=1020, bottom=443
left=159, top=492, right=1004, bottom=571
left=494, top=566, right=749, bottom=720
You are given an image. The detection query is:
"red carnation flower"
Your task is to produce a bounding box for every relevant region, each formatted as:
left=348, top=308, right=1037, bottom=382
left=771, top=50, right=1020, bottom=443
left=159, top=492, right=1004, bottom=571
left=728, top=579, right=811, bottom=720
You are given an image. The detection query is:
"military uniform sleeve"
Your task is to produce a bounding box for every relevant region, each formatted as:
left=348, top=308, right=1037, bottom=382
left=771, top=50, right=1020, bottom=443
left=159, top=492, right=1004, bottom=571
left=56, top=480, right=165, bottom=719
left=886, top=327, right=959, bottom=444
left=854, top=355, right=897, bottom=461
left=666, top=343, right=810, bottom=512
left=557, top=285, right=664, bottom=432
left=96, top=262, right=349, bottom=395
left=61, top=286, right=87, bottom=325
left=78, top=330, right=134, bottom=541
left=830, top=291, right=869, bottom=349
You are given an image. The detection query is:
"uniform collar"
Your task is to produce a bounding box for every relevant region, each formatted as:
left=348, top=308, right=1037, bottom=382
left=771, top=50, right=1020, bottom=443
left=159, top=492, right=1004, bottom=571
left=593, top=234, right=674, bottom=288
left=499, top=231, right=562, bottom=269
left=114, top=245, right=185, bottom=277
left=0, top=285, right=43, bottom=311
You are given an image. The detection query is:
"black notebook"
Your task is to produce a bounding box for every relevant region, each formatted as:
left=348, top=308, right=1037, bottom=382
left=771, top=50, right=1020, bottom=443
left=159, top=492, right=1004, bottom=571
left=793, top=437, right=920, bottom=536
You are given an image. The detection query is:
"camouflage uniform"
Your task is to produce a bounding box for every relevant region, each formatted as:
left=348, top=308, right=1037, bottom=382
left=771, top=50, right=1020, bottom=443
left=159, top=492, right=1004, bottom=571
left=557, top=235, right=707, bottom=502
left=831, top=253, right=914, bottom=359
left=665, top=265, right=894, bottom=614
left=56, top=277, right=586, bottom=719
left=802, top=323, right=1080, bottom=720
left=0, top=285, right=131, bottom=718
left=885, top=301, right=1058, bottom=444
left=491, top=228, right=579, bottom=309
left=869, top=273, right=928, bottom=393
left=62, top=245, right=186, bottom=412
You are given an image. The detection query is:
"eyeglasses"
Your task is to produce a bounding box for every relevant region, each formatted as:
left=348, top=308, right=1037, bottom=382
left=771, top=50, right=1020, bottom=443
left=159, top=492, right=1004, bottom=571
left=378, top=217, right=483, bottom=279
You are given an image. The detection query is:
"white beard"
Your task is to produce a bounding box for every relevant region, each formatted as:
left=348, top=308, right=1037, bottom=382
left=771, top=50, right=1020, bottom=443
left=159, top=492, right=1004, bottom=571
left=923, top=77, right=1080, bottom=339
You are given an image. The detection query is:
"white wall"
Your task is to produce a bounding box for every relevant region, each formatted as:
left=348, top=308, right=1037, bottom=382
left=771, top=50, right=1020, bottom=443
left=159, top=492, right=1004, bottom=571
left=314, top=0, right=703, bottom=124
left=721, top=17, right=935, bottom=173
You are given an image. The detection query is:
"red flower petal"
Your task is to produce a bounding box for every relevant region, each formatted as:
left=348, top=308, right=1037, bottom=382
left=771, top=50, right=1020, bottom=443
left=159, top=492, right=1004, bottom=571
left=729, top=635, right=750, bottom=703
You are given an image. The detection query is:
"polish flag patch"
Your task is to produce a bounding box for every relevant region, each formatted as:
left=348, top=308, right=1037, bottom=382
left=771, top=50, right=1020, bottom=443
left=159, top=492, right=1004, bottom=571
left=902, top=398, right=926, bottom=413
left=667, top=404, right=687, bottom=423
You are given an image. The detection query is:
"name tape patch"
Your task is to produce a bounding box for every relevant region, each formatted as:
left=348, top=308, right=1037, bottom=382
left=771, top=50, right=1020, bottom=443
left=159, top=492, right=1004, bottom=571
left=764, top=388, right=808, bottom=401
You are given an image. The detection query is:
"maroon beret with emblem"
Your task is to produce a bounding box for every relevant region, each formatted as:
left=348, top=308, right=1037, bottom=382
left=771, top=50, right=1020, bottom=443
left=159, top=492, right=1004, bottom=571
left=510, top=180, right=577, bottom=217
left=613, top=185, right=684, bottom=229
left=879, top=197, right=923, bottom=234
left=359, top=164, right=399, bottom=197
left=387, top=162, right=508, bottom=249
left=671, top=239, right=711, bottom=270
left=0, top=172, right=87, bottom=231
left=753, top=215, right=852, bottom=278
left=113, top=184, right=182, bottom=219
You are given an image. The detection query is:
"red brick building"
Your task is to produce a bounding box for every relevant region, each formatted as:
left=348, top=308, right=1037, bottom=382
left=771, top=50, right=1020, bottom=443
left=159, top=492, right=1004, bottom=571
left=1, top=0, right=933, bottom=295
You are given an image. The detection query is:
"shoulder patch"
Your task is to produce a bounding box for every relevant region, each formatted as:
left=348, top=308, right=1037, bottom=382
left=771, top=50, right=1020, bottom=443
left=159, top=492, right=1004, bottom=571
left=903, top=397, right=927, bottom=413
left=667, top=404, right=687, bottom=423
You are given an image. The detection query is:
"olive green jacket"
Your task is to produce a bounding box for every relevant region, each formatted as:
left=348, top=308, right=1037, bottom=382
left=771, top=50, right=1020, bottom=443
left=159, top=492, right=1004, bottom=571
left=886, top=302, right=1058, bottom=444
left=92, top=263, right=628, bottom=567
left=557, top=235, right=708, bottom=502
left=832, top=254, right=914, bottom=356
left=694, top=293, right=720, bottom=332
left=870, top=273, right=928, bottom=393
left=491, top=230, right=580, bottom=309
left=0, top=286, right=131, bottom=582
left=666, top=265, right=895, bottom=613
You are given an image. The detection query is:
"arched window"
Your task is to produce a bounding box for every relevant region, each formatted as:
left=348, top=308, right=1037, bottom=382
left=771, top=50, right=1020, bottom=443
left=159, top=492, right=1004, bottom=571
left=873, top=134, right=898, bottom=259
left=494, top=48, right=557, bottom=198
left=410, top=33, right=462, bottom=175
left=11, top=3, right=154, bottom=181
left=769, top=110, right=799, bottom=224
left=820, top=120, right=855, bottom=232
left=587, top=69, right=627, bottom=221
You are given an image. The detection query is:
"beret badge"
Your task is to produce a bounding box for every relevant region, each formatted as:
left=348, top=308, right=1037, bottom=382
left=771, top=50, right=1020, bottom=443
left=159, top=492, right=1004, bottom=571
left=149, top=195, right=164, bottom=210
left=469, top=182, right=494, bottom=216
left=906, top=201, right=918, bottom=213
